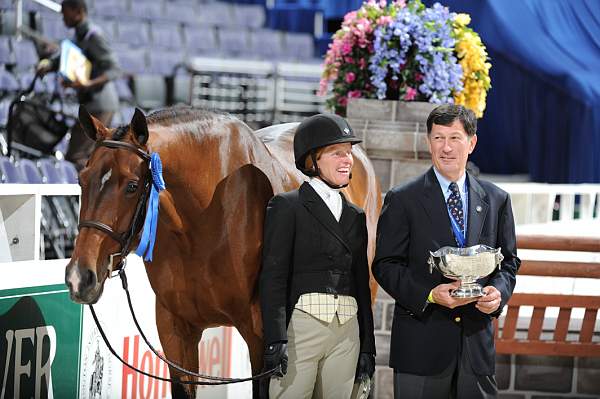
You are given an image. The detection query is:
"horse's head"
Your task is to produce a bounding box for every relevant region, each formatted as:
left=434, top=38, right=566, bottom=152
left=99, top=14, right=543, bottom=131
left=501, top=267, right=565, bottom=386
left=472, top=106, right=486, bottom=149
left=66, top=107, right=151, bottom=304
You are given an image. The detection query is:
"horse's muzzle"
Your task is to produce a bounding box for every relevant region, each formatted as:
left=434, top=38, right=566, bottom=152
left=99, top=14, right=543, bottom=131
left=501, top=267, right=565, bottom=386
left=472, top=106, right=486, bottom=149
left=65, top=260, right=103, bottom=304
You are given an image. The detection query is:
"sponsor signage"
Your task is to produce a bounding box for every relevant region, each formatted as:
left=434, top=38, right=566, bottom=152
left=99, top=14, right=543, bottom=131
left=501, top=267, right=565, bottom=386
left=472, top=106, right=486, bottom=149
left=0, top=284, right=83, bottom=399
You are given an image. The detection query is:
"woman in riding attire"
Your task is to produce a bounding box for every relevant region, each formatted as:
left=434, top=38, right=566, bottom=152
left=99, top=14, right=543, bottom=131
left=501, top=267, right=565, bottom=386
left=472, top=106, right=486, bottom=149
left=259, top=113, right=376, bottom=398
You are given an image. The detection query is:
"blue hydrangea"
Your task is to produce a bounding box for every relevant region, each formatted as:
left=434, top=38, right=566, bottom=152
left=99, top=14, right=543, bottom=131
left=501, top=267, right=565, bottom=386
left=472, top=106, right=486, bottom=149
left=368, top=2, right=463, bottom=102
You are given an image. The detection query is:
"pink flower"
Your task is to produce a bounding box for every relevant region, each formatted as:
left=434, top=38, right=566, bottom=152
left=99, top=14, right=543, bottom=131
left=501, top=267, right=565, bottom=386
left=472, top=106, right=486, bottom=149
left=345, top=72, right=356, bottom=84
left=338, top=96, right=348, bottom=107
left=404, top=87, right=417, bottom=101
left=358, top=58, right=367, bottom=69
left=414, top=73, right=424, bottom=82
left=348, top=90, right=362, bottom=99
left=341, top=41, right=353, bottom=55
left=377, top=15, right=393, bottom=25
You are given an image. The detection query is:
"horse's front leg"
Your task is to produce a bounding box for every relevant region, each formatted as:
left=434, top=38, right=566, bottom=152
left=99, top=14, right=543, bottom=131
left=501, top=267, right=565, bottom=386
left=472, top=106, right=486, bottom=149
left=236, top=303, right=266, bottom=399
left=155, top=299, right=202, bottom=399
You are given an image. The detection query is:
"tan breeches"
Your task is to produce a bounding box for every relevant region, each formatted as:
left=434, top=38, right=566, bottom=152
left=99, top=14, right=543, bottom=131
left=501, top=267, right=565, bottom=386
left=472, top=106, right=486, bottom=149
left=269, top=309, right=360, bottom=399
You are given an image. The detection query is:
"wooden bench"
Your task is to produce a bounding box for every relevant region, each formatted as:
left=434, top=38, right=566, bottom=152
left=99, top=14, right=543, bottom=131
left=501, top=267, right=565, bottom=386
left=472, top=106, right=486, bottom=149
left=495, top=235, right=600, bottom=357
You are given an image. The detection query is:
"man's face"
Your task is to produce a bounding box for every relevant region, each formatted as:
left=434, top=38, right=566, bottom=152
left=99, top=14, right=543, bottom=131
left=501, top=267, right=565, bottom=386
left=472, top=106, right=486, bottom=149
left=62, top=6, right=83, bottom=28
left=427, top=119, right=477, bottom=182
left=317, top=142, right=354, bottom=187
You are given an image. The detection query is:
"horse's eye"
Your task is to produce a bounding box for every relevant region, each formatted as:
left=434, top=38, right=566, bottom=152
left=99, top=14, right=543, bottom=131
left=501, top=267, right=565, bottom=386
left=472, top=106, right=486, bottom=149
left=126, top=181, right=138, bottom=193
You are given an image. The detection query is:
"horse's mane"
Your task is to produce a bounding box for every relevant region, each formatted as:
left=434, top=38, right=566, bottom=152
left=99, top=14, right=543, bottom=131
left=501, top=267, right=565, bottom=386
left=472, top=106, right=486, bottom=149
left=111, top=107, right=234, bottom=141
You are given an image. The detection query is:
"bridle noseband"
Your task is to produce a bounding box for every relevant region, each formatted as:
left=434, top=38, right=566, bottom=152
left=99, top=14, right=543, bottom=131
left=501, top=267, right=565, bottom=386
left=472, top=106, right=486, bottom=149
left=77, top=140, right=152, bottom=277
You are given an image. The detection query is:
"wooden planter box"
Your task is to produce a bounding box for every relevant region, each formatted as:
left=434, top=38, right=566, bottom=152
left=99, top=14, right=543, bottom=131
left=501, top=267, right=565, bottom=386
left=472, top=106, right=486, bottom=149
left=346, top=98, right=435, bottom=191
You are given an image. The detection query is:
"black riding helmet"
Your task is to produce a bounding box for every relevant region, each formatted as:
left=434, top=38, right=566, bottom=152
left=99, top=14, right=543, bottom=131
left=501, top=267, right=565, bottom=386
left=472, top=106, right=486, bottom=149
left=293, top=113, right=362, bottom=177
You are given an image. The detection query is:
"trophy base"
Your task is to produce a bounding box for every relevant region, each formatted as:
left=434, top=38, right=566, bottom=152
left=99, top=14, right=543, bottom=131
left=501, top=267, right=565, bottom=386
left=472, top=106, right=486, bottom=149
left=451, top=283, right=484, bottom=298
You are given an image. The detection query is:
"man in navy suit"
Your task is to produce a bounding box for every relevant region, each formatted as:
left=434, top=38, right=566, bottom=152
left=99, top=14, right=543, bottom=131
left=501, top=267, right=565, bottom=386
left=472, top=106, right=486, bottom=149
left=373, top=104, right=520, bottom=398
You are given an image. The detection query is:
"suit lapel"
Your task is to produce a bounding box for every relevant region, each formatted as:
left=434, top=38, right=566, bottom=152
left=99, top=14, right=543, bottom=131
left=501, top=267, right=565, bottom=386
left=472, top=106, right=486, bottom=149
left=466, top=174, right=488, bottom=246
left=421, top=168, right=457, bottom=249
left=339, top=194, right=358, bottom=236
left=300, top=183, right=352, bottom=253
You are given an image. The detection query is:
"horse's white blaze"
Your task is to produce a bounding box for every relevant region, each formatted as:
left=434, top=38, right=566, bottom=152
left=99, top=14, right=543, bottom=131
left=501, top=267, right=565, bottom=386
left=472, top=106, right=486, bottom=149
left=100, top=169, right=112, bottom=192
left=66, top=260, right=81, bottom=291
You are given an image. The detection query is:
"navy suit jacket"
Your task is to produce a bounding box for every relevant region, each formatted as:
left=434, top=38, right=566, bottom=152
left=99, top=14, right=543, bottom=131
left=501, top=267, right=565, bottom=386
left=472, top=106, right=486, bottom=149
left=373, top=168, right=520, bottom=376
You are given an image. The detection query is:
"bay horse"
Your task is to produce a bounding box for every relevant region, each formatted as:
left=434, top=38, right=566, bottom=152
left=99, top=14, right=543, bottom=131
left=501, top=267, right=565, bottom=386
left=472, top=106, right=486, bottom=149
left=65, top=106, right=381, bottom=398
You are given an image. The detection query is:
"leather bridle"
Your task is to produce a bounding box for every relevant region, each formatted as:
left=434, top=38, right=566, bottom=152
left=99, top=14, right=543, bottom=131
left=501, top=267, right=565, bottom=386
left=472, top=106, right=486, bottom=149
left=77, top=140, right=152, bottom=277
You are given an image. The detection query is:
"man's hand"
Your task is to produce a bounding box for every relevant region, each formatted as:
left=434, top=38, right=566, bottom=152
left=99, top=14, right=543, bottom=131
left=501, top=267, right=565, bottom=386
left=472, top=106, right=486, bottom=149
left=264, top=341, right=288, bottom=377
left=431, top=281, right=478, bottom=309
left=476, top=286, right=502, bottom=314
left=36, top=59, right=52, bottom=75
left=355, top=352, right=375, bottom=380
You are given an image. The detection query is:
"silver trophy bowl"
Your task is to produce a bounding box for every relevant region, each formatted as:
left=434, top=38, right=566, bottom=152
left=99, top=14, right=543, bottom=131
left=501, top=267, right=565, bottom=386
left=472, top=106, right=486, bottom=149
left=428, top=245, right=503, bottom=298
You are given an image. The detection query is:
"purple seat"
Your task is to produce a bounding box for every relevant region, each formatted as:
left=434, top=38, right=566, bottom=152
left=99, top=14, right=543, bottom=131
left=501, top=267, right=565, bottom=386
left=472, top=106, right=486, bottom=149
left=151, top=23, right=184, bottom=50
left=164, top=1, right=198, bottom=24
left=116, top=48, right=148, bottom=75
left=57, top=160, right=78, bottom=184
left=13, top=41, right=39, bottom=69
left=198, top=3, right=234, bottom=27
left=17, top=158, right=43, bottom=184
left=115, top=21, right=151, bottom=47
left=92, top=0, right=129, bottom=17
left=0, top=68, right=20, bottom=92
left=0, top=98, right=11, bottom=125
left=184, top=26, right=219, bottom=55
left=218, top=28, right=251, bottom=58
left=283, top=32, right=314, bottom=60
left=148, top=50, right=185, bottom=75
left=232, top=4, right=266, bottom=29
left=38, top=158, right=63, bottom=183
left=42, top=17, right=69, bottom=41
left=0, top=37, right=11, bottom=64
left=131, top=1, right=165, bottom=20
left=250, top=29, right=285, bottom=59
left=0, top=156, right=24, bottom=183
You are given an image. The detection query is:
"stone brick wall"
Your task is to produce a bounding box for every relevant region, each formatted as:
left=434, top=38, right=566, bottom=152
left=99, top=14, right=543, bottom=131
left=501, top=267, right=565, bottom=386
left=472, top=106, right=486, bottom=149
left=370, top=289, right=600, bottom=399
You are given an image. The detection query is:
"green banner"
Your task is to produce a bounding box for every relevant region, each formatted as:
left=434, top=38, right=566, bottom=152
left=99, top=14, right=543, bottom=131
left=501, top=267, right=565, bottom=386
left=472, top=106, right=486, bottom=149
left=0, top=284, right=83, bottom=398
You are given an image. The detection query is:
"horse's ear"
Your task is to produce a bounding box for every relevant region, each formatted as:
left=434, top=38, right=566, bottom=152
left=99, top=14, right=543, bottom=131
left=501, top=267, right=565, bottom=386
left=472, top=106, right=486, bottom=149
left=78, top=106, right=107, bottom=141
left=130, top=108, right=149, bottom=146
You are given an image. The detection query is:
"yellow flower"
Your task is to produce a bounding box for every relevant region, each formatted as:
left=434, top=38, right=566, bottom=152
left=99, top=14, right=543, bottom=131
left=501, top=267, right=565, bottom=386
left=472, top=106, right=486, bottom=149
left=452, top=14, right=491, bottom=118
left=454, top=13, right=471, bottom=26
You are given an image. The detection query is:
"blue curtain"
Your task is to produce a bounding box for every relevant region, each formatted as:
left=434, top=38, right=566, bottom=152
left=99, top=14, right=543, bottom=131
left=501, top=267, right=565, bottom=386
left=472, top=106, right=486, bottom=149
left=425, top=0, right=600, bottom=182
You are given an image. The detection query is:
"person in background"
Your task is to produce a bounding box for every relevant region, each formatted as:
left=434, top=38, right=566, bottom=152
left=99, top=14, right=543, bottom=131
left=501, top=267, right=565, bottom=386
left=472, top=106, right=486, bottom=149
left=259, top=113, right=376, bottom=398
left=373, top=104, right=520, bottom=398
left=37, top=0, right=120, bottom=170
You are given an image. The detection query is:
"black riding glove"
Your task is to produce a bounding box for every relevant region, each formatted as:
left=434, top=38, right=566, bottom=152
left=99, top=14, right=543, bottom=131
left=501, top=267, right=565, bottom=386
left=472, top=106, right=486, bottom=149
left=355, top=352, right=375, bottom=380
left=264, top=341, right=288, bottom=377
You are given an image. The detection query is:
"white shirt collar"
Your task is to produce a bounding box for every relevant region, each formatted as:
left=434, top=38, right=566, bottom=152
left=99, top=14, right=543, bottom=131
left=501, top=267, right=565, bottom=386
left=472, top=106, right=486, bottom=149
left=309, top=177, right=342, bottom=221
left=433, top=167, right=467, bottom=199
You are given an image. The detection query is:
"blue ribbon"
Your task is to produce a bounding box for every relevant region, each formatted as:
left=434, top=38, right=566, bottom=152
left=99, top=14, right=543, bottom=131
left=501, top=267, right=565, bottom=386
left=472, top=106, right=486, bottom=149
left=135, top=152, right=165, bottom=262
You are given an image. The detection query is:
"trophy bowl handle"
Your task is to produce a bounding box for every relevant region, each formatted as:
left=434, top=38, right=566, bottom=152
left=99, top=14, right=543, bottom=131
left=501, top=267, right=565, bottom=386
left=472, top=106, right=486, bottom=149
left=496, top=251, right=504, bottom=268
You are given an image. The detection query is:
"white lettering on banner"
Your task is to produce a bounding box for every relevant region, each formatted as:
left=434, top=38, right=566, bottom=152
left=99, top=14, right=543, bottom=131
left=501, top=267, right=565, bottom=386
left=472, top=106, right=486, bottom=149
left=121, top=335, right=170, bottom=399
left=1, top=326, right=57, bottom=399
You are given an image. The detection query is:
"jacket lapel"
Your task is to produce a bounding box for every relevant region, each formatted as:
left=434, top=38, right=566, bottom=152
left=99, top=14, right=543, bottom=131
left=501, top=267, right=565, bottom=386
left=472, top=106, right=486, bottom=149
left=466, top=174, right=488, bottom=246
left=339, top=194, right=358, bottom=236
left=300, top=183, right=352, bottom=253
left=421, top=168, right=456, bottom=249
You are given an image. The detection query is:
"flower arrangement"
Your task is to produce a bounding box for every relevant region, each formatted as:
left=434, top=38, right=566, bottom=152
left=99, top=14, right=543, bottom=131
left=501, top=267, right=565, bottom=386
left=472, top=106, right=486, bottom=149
left=320, top=0, right=491, bottom=118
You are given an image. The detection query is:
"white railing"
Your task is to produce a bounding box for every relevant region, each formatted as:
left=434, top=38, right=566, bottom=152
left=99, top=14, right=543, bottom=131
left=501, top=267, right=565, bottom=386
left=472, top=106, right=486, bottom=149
left=497, top=183, right=600, bottom=225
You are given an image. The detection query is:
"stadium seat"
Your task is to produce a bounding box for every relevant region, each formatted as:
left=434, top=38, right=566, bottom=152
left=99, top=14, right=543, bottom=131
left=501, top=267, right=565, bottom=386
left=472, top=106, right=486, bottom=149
left=249, top=29, right=285, bottom=60
left=115, top=21, right=151, bottom=47
left=132, top=74, right=167, bottom=110
left=130, top=1, right=165, bottom=20
left=57, top=160, right=78, bottom=184
left=0, top=156, right=23, bottom=183
left=164, top=1, right=198, bottom=24
left=116, top=48, right=148, bottom=75
left=16, top=158, right=43, bottom=184
left=197, top=2, right=235, bottom=27
left=148, top=49, right=186, bottom=75
left=0, top=36, right=11, bottom=64
left=38, top=158, right=63, bottom=183
left=0, top=68, right=20, bottom=93
left=218, top=28, right=251, bottom=58
left=283, top=32, right=314, bottom=60
left=184, top=26, right=219, bottom=55
left=232, top=4, right=266, bottom=29
left=150, top=23, right=184, bottom=50
left=13, top=40, right=38, bottom=70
